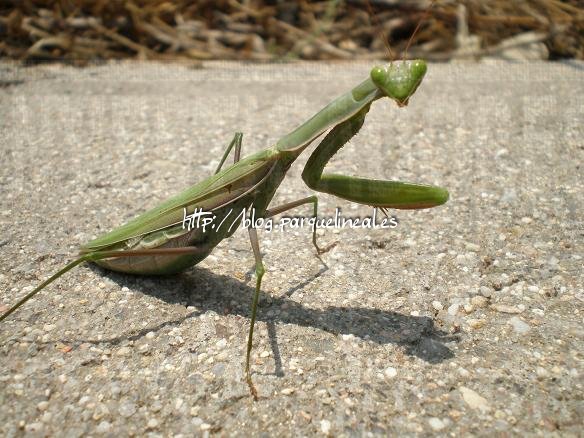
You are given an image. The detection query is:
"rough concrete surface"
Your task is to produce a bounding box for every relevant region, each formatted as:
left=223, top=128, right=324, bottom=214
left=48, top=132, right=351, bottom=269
left=0, top=60, right=582, bottom=436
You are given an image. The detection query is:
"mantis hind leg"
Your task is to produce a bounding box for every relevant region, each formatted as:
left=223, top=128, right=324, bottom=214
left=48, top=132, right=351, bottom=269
left=265, top=196, right=336, bottom=254
left=244, top=196, right=337, bottom=399
left=0, top=246, right=211, bottom=323
left=219, top=132, right=265, bottom=399
left=245, top=226, right=265, bottom=400
left=214, top=132, right=243, bottom=174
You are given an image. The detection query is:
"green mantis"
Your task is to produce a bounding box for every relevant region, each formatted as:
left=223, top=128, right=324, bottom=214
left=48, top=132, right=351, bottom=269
left=1, top=59, right=448, bottom=399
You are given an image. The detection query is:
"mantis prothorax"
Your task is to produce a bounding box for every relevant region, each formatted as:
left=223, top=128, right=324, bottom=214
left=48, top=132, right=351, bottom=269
left=1, top=59, right=448, bottom=399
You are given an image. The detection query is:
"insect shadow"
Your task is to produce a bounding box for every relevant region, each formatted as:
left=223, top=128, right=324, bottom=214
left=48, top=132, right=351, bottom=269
left=83, top=263, right=456, bottom=376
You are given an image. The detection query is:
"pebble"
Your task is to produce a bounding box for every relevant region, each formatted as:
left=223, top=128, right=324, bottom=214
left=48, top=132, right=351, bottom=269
left=547, top=256, right=559, bottom=267
left=116, top=347, right=132, bottom=356
left=471, top=296, right=488, bottom=308
left=119, top=401, right=137, bottom=418
left=448, top=303, right=460, bottom=316
left=456, top=252, right=478, bottom=268
left=465, top=242, right=481, bottom=251
left=467, top=319, right=486, bottom=329
left=95, top=421, right=112, bottom=434
left=479, top=286, right=493, bottom=298
left=500, top=188, right=517, bottom=203
left=110, top=384, right=122, bottom=397
left=499, top=273, right=512, bottom=287
left=508, top=317, right=531, bottom=334
left=402, top=238, right=416, bottom=248
left=432, top=300, right=443, bottom=311
left=151, top=400, right=163, bottom=413
left=458, top=367, right=470, bottom=378
left=428, top=417, right=446, bottom=431
left=320, top=419, right=331, bottom=434
left=215, top=338, right=227, bottom=349
left=93, top=403, right=109, bottom=420
left=491, top=304, right=522, bottom=314
left=37, top=401, right=49, bottom=411
left=147, top=418, right=159, bottom=429
left=459, top=386, right=490, bottom=412
left=281, top=388, right=295, bottom=395
left=212, top=363, right=225, bottom=377
left=384, top=367, right=397, bottom=379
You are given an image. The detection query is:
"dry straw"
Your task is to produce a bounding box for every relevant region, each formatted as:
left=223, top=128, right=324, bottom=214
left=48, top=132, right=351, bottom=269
left=0, top=1, right=582, bottom=64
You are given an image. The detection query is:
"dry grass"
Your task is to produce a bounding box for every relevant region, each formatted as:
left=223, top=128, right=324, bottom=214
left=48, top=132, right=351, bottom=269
left=0, top=0, right=582, bottom=64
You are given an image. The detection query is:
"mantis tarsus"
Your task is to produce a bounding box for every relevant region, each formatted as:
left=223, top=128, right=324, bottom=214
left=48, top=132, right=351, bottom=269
left=1, top=59, right=448, bottom=399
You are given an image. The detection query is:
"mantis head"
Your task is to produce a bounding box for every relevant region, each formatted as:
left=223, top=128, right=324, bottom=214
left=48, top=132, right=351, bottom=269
left=370, top=60, right=427, bottom=107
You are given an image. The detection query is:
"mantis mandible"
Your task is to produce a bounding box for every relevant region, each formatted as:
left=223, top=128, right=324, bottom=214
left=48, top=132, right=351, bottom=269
left=1, top=58, right=448, bottom=399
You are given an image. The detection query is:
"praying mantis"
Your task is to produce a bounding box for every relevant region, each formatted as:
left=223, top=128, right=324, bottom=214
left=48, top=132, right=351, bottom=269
left=1, top=58, right=448, bottom=399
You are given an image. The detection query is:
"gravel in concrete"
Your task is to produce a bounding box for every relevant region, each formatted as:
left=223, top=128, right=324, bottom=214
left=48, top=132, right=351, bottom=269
left=0, top=60, right=582, bottom=436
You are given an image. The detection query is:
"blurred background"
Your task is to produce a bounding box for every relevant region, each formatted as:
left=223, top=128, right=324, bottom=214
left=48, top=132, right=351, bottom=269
left=0, top=0, right=582, bottom=64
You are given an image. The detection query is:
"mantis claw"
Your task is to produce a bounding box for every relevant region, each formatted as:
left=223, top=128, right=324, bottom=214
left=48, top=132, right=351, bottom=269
left=316, top=241, right=338, bottom=255
left=245, top=369, right=259, bottom=401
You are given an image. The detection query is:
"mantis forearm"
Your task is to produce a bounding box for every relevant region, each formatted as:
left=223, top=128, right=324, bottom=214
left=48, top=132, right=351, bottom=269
left=276, top=78, right=381, bottom=153
left=301, top=100, right=449, bottom=210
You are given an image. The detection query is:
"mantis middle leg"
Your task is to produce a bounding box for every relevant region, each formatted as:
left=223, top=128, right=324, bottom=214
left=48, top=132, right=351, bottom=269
left=215, top=132, right=243, bottom=174
left=265, top=196, right=336, bottom=254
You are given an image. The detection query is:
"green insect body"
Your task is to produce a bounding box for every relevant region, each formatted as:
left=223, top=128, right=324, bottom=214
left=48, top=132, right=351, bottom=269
left=84, top=148, right=284, bottom=275
left=1, top=60, right=448, bottom=399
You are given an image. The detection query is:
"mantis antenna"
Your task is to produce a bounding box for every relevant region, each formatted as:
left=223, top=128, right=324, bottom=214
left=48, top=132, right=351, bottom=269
left=403, top=0, right=437, bottom=60
left=365, top=0, right=395, bottom=61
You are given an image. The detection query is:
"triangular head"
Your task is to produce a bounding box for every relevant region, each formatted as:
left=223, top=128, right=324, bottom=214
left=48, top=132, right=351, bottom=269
left=370, top=60, right=427, bottom=107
